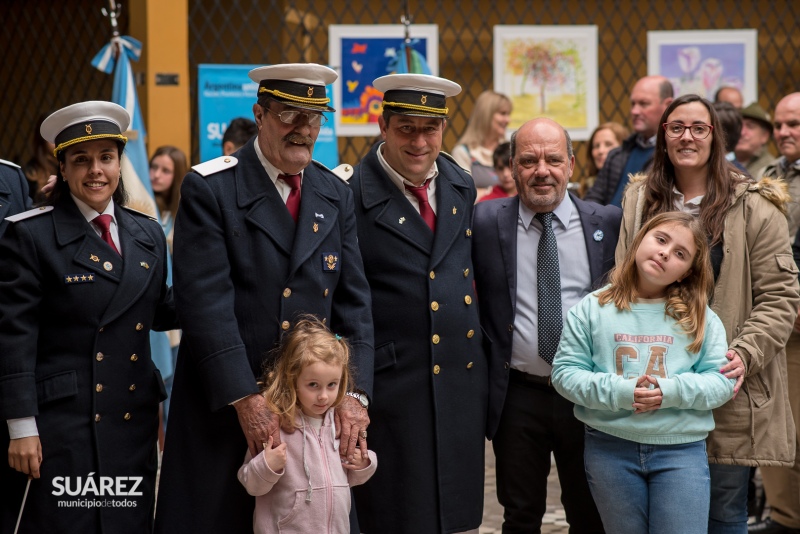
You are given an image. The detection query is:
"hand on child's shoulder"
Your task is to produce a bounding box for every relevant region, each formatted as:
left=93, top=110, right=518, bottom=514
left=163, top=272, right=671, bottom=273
left=262, top=435, right=287, bottom=473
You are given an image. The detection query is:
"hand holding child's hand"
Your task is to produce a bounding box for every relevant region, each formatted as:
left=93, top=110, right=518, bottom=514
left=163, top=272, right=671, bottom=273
left=262, top=436, right=287, bottom=473
left=341, top=435, right=370, bottom=471
left=633, top=375, right=662, bottom=414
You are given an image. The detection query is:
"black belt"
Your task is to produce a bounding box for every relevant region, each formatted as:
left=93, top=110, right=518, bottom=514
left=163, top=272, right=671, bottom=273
left=509, top=368, right=553, bottom=389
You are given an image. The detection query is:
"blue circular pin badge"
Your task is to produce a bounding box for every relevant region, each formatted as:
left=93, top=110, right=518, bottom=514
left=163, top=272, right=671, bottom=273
left=593, top=230, right=604, bottom=242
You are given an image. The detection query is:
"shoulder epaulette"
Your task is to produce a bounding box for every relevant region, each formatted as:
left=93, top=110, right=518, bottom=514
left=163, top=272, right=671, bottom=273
left=192, top=156, right=238, bottom=177
left=5, top=205, right=53, bottom=223
left=313, top=160, right=353, bottom=182
left=122, top=205, right=158, bottom=221
left=0, top=158, right=21, bottom=170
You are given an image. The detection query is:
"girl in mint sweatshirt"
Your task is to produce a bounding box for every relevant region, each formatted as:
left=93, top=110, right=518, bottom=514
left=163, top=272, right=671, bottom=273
left=552, top=212, right=733, bottom=534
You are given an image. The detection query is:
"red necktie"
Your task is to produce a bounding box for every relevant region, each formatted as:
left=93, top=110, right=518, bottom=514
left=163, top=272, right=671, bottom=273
left=280, top=173, right=302, bottom=223
left=405, top=181, right=436, bottom=232
left=93, top=214, right=120, bottom=256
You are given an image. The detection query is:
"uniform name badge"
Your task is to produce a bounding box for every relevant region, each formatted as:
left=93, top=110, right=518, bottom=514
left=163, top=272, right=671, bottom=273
left=321, top=252, right=340, bottom=272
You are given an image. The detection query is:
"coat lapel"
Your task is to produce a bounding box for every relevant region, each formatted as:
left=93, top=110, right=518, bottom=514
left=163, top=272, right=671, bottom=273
left=498, top=196, right=519, bottom=311
left=99, top=207, right=158, bottom=326
left=572, top=193, right=604, bottom=285
left=360, top=145, right=433, bottom=254
left=428, top=171, right=470, bottom=270
left=54, top=197, right=123, bottom=283
left=287, top=164, right=339, bottom=276
left=237, top=142, right=294, bottom=256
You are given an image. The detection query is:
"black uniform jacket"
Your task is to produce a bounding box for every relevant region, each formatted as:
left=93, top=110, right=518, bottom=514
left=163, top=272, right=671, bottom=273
left=350, top=144, right=489, bottom=534
left=0, top=194, right=176, bottom=534
left=472, top=193, right=622, bottom=439
left=154, top=139, right=373, bottom=534
left=0, top=159, right=32, bottom=236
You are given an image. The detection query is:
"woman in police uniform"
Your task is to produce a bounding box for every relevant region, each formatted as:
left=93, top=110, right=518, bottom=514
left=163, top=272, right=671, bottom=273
left=0, top=101, right=176, bottom=534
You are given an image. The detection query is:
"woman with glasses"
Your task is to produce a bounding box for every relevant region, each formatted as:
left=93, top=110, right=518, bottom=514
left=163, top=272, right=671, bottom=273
left=614, top=94, right=800, bottom=533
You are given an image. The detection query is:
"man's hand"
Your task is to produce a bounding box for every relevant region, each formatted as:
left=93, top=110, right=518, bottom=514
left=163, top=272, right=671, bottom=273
left=719, top=349, right=745, bottom=397
left=234, top=394, right=281, bottom=457
left=8, top=436, right=42, bottom=478
left=334, top=395, right=369, bottom=461
left=40, top=175, right=57, bottom=196
left=633, top=375, right=662, bottom=414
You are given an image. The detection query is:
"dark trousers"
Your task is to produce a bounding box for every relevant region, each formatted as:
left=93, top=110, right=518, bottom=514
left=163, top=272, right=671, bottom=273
left=492, top=376, right=604, bottom=534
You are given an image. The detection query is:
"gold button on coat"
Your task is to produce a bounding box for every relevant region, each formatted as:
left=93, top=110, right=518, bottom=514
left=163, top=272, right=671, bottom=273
left=99, top=327, right=104, bottom=332
left=467, top=329, right=475, bottom=338
left=429, top=271, right=435, bottom=280
left=95, top=414, right=101, bottom=422
left=130, top=354, right=138, bottom=362
left=464, top=295, right=472, bottom=305
left=467, top=362, right=474, bottom=369
left=324, top=288, right=329, bottom=297
left=463, top=268, right=469, bottom=277
left=95, top=384, right=103, bottom=392
left=96, top=352, right=104, bottom=361
left=433, top=365, right=441, bottom=375
left=431, top=301, right=439, bottom=311
left=283, top=288, right=291, bottom=298
left=129, top=384, right=136, bottom=391
left=432, top=334, right=440, bottom=344
left=504, top=361, right=510, bottom=369
left=281, top=321, right=290, bottom=331
left=135, top=323, right=144, bottom=331
left=124, top=413, right=131, bottom=421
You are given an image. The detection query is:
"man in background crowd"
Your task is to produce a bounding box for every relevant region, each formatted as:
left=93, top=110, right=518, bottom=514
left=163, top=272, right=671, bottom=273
left=584, top=75, right=673, bottom=206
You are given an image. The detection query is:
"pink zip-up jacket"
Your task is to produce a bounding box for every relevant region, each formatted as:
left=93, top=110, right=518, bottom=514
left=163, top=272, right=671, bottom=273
left=238, top=410, right=377, bottom=534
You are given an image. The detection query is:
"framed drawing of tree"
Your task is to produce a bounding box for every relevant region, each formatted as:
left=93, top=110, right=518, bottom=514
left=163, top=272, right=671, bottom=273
left=494, top=25, right=598, bottom=140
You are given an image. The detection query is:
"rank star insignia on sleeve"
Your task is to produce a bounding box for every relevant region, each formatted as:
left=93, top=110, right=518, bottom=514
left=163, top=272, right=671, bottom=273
left=322, top=252, right=340, bottom=272
left=593, top=230, right=604, bottom=242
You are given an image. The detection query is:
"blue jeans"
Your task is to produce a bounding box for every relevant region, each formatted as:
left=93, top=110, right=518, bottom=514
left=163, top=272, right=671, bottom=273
left=583, top=427, right=710, bottom=534
left=708, top=464, right=750, bottom=534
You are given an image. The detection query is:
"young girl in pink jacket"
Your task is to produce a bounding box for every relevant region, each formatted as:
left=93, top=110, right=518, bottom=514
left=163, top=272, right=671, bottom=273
left=238, top=318, right=377, bottom=534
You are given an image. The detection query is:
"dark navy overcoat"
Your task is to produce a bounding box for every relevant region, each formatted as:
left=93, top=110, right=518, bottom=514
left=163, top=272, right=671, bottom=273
left=350, top=144, right=489, bottom=534
left=0, top=159, right=32, bottom=236
left=154, top=139, right=373, bottom=534
left=0, top=195, right=175, bottom=534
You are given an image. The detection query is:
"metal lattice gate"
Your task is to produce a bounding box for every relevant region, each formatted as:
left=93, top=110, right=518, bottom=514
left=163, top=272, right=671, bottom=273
left=187, top=0, right=800, bottom=178
left=2, top=1, right=799, bottom=181
left=1, top=0, right=126, bottom=167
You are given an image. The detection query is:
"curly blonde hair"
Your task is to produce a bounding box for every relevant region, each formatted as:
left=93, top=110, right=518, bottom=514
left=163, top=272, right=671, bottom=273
left=598, top=212, right=713, bottom=353
left=261, top=317, right=352, bottom=430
